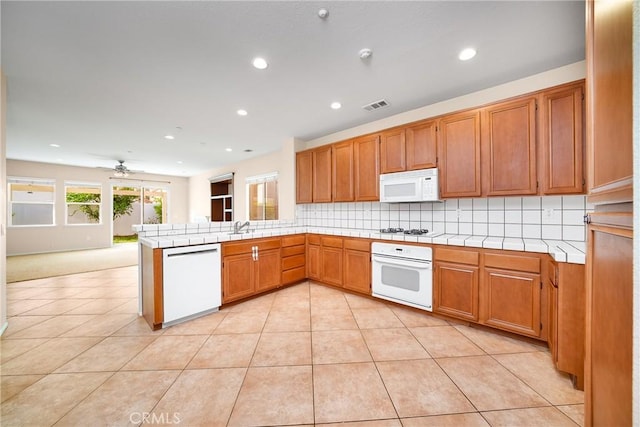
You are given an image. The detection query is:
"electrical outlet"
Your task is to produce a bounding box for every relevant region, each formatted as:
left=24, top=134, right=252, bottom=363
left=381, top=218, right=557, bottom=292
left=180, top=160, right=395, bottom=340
left=544, top=208, right=554, bottom=218
left=456, top=209, right=461, bottom=219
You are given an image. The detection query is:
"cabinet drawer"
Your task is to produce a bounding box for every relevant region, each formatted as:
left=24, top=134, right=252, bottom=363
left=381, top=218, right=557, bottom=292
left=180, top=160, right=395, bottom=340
left=223, top=241, right=255, bottom=256
left=307, top=234, right=321, bottom=245
left=344, top=238, right=370, bottom=252
left=321, top=236, right=343, bottom=248
left=282, top=266, right=306, bottom=284
left=224, top=238, right=281, bottom=256
left=485, top=253, right=540, bottom=273
left=281, top=245, right=305, bottom=257
left=282, top=254, right=305, bottom=270
left=282, top=235, right=305, bottom=247
left=435, top=247, right=479, bottom=265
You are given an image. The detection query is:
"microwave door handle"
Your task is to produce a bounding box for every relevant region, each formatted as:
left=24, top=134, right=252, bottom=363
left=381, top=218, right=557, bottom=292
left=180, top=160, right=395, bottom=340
left=372, top=254, right=431, bottom=269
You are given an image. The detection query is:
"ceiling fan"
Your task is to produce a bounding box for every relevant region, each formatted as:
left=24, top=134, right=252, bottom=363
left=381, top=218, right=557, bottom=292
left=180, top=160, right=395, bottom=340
left=113, top=160, right=133, bottom=177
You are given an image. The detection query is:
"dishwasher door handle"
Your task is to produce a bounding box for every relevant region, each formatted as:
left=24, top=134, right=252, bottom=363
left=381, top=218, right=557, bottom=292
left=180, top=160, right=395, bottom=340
left=166, top=248, right=219, bottom=258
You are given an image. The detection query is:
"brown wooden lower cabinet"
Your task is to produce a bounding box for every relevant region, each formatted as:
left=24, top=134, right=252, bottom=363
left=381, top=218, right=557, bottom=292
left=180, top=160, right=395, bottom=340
left=548, top=259, right=585, bottom=389
left=585, top=212, right=633, bottom=426
left=320, top=237, right=343, bottom=287
left=222, top=237, right=281, bottom=304
left=482, top=252, right=542, bottom=339
left=281, top=235, right=306, bottom=285
left=433, top=247, right=479, bottom=322
left=343, top=238, right=371, bottom=294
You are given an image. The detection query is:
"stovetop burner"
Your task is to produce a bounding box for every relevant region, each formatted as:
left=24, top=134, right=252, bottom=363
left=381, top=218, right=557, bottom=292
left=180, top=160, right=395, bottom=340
left=379, top=228, right=430, bottom=235
left=379, top=227, right=405, bottom=234
left=404, top=229, right=430, bottom=235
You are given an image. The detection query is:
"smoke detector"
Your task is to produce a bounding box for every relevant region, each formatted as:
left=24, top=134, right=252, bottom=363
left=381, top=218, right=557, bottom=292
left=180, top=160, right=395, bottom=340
left=359, top=48, right=373, bottom=59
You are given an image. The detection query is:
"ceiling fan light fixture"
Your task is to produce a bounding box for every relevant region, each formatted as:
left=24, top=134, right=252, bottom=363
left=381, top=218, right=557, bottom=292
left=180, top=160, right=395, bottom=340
left=113, top=160, right=130, bottom=177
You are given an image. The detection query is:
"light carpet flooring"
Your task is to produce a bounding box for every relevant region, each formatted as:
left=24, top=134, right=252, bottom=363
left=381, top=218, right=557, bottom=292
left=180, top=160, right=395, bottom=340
left=1, top=266, right=584, bottom=426
left=6, top=243, right=138, bottom=283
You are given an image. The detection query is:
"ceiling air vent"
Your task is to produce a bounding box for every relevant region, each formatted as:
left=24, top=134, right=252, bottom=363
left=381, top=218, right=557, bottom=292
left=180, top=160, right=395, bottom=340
left=362, top=99, right=390, bottom=112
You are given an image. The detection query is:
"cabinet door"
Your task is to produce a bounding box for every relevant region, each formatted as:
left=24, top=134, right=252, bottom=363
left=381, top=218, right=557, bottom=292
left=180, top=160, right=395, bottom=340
left=354, top=134, right=380, bottom=201
left=406, top=120, right=437, bottom=170
left=439, top=110, right=481, bottom=198
left=482, top=97, right=537, bottom=196
left=307, top=244, right=321, bottom=280
left=332, top=140, right=355, bottom=202
left=223, top=253, right=255, bottom=303
left=586, top=0, right=633, bottom=204
left=380, top=129, right=406, bottom=173
left=540, top=83, right=585, bottom=195
left=255, top=248, right=281, bottom=292
left=313, top=146, right=333, bottom=202
left=343, top=249, right=370, bottom=295
left=585, top=213, right=633, bottom=427
left=321, top=246, right=343, bottom=287
left=295, top=151, right=313, bottom=203
left=434, top=262, right=479, bottom=322
left=482, top=268, right=541, bottom=338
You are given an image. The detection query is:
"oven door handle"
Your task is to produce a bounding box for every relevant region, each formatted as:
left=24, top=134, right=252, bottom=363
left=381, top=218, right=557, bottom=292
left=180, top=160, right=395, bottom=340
left=372, top=254, right=432, bottom=269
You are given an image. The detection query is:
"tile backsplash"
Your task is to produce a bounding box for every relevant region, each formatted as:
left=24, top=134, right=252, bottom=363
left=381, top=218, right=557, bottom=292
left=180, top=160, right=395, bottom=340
left=296, top=195, right=591, bottom=242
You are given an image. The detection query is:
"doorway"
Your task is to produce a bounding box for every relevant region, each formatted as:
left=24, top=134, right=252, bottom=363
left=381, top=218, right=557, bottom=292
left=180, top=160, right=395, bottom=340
left=112, top=184, right=168, bottom=243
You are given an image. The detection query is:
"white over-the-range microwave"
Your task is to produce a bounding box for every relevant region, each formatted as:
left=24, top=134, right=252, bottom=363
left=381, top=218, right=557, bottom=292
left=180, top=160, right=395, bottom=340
left=379, top=168, right=441, bottom=203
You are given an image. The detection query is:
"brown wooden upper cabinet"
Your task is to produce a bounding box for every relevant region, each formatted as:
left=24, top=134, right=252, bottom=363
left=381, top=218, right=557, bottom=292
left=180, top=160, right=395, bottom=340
left=296, top=146, right=333, bottom=203
left=586, top=0, right=633, bottom=204
left=439, top=109, right=482, bottom=198
left=313, top=146, right=333, bottom=202
left=295, top=150, right=313, bottom=204
left=332, top=140, right=355, bottom=202
left=540, top=82, right=585, bottom=195
left=380, top=128, right=406, bottom=173
left=482, top=96, right=537, bottom=196
left=353, top=134, right=380, bottom=201
left=406, top=119, right=438, bottom=170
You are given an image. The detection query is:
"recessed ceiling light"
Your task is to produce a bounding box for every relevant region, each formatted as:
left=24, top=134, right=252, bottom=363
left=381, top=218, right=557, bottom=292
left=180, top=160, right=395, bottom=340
left=330, top=102, right=342, bottom=110
left=164, top=135, right=175, bottom=140
left=237, top=109, right=248, bottom=116
left=318, top=8, right=329, bottom=19
left=252, top=57, right=268, bottom=70
left=177, top=161, right=183, bottom=164
left=49, top=143, right=60, bottom=148
left=458, top=47, right=477, bottom=61
left=225, top=148, right=233, bottom=152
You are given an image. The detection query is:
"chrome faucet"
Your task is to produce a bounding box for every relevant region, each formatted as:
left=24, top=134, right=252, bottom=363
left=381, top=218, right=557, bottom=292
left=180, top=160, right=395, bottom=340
left=234, top=220, right=250, bottom=234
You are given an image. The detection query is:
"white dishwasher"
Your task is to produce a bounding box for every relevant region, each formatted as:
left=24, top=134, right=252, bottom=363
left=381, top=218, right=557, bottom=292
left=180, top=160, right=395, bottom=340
left=162, top=243, right=222, bottom=325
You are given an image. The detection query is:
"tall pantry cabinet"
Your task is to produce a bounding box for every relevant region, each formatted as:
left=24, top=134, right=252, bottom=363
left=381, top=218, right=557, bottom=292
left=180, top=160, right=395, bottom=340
left=584, top=0, right=634, bottom=425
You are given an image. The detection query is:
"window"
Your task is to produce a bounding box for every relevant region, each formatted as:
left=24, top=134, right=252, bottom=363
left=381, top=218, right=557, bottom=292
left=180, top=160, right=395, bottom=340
left=8, top=178, right=55, bottom=226
left=65, top=182, right=102, bottom=225
left=247, top=173, right=278, bottom=220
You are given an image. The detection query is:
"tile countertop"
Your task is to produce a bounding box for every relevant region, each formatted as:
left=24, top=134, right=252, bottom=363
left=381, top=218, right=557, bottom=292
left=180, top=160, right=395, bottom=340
left=136, top=226, right=586, bottom=265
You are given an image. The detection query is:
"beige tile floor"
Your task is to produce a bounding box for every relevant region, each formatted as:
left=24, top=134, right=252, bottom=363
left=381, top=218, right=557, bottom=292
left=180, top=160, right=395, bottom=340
left=1, top=266, right=584, bottom=426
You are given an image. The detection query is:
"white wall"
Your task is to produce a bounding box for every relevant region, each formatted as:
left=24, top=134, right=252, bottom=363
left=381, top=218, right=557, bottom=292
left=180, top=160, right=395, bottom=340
left=188, top=137, right=299, bottom=222
left=6, top=160, right=189, bottom=255
left=303, top=61, right=586, bottom=150
left=1, top=70, right=8, bottom=334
